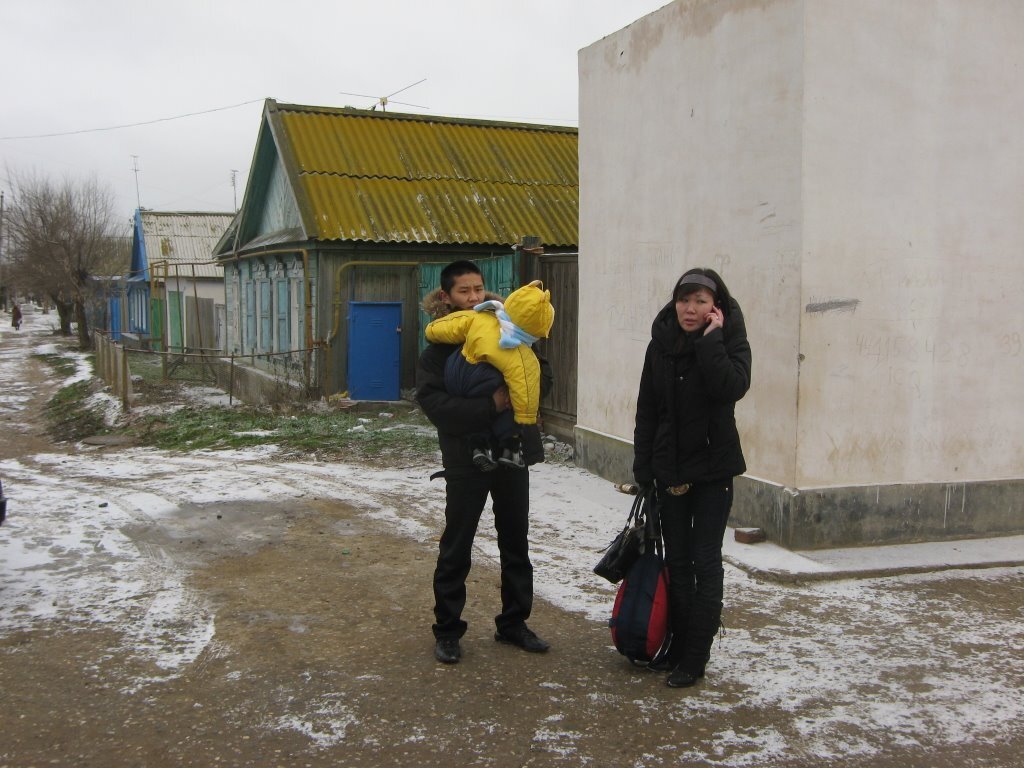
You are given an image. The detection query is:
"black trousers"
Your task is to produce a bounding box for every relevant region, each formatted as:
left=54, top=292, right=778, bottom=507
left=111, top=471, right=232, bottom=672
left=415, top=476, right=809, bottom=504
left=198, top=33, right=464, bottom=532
left=658, top=480, right=733, bottom=673
left=432, top=466, right=533, bottom=639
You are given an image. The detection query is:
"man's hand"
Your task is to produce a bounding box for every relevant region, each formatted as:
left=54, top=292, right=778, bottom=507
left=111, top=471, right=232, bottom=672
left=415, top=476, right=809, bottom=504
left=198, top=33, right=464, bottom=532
left=493, top=385, right=511, bottom=412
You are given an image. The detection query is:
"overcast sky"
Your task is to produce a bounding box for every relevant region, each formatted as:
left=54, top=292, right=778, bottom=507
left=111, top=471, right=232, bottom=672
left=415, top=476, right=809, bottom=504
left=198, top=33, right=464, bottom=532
left=0, top=0, right=668, bottom=230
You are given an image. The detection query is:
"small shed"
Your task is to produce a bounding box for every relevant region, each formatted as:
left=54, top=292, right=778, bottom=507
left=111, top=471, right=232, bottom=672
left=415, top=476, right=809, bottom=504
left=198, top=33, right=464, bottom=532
left=216, top=99, right=579, bottom=420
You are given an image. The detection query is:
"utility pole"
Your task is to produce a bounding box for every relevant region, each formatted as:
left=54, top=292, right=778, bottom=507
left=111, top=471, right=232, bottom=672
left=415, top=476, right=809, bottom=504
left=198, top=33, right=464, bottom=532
left=0, top=190, right=6, bottom=310
left=130, top=155, right=142, bottom=209
left=230, top=169, right=238, bottom=211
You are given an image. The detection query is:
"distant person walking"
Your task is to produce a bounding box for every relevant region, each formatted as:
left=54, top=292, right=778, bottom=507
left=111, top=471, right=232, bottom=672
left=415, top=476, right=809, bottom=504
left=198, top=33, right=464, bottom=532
left=633, top=268, right=751, bottom=689
left=11, top=304, right=22, bottom=330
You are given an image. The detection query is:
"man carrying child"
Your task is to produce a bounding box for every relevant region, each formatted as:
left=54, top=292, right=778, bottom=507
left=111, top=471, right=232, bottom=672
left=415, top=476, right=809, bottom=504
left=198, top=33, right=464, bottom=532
left=416, top=260, right=552, bottom=665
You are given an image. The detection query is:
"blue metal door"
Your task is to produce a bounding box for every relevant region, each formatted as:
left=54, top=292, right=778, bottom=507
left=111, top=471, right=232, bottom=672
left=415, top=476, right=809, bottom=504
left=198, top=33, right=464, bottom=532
left=348, top=302, right=401, bottom=400
left=110, top=295, right=122, bottom=341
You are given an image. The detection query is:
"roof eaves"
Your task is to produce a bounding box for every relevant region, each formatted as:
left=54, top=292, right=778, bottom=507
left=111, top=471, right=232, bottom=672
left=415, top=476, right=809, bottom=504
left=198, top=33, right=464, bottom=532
left=272, top=101, right=578, bottom=135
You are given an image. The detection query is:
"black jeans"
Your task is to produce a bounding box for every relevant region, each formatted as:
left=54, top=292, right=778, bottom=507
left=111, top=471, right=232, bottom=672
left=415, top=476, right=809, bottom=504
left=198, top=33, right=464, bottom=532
left=432, top=466, right=533, bottom=639
left=658, top=480, right=733, bottom=673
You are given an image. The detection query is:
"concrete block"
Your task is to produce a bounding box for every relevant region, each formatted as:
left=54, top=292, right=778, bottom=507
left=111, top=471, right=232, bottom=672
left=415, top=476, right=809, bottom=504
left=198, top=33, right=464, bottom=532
left=735, top=528, right=767, bottom=545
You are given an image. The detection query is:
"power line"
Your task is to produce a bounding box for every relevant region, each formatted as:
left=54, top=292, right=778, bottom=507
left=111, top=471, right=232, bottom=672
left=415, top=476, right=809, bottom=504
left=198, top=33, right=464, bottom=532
left=0, top=98, right=266, bottom=141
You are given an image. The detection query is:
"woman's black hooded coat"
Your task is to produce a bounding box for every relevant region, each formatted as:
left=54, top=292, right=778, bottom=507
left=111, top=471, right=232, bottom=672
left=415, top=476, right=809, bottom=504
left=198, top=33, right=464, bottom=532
left=633, top=298, right=751, bottom=488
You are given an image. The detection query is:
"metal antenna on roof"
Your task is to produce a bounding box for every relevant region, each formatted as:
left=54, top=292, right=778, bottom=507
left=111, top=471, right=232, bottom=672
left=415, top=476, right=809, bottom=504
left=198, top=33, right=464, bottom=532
left=130, top=155, right=142, bottom=209
left=230, top=170, right=239, bottom=211
left=339, top=79, right=429, bottom=112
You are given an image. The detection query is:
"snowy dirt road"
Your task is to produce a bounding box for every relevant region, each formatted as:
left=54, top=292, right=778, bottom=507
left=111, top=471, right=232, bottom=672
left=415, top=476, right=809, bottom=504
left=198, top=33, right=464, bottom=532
left=1, top=306, right=1023, bottom=768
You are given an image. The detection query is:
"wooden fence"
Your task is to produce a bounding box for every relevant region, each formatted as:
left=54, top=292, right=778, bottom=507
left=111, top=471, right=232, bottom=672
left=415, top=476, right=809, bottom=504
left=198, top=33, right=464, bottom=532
left=93, top=331, right=133, bottom=409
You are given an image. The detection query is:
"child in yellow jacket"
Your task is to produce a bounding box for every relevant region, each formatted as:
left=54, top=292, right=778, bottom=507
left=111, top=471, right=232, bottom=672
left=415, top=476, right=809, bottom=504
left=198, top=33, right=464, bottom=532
left=425, top=280, right=555, bottom=469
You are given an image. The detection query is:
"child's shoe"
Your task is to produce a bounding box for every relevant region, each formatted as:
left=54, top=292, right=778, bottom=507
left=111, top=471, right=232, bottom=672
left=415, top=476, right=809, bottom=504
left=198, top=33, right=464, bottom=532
left=472, top=445, right=497, bottom=472
left=498, top=440, right=525, bottom=469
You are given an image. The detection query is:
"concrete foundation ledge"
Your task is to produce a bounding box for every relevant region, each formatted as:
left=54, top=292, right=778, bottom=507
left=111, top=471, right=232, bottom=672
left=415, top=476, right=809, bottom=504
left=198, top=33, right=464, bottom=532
left=573, top=424, right=634, bottom=486
left=723, top=530, right=1024, bottom=584
left=574, top=424, right=1024, bottom=550
left=210, top=358, right=311, bottom=406
left=733, top=476, right=1024, bottom=550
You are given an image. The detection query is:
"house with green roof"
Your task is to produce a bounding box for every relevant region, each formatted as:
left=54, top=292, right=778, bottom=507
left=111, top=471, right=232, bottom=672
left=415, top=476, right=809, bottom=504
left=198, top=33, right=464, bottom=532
left=216, top=99, right=579, bottom=412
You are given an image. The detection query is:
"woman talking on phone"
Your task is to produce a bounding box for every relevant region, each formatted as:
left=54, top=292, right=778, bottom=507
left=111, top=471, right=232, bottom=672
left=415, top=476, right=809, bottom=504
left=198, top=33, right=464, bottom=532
left=633, top=267, right=751, bottom=688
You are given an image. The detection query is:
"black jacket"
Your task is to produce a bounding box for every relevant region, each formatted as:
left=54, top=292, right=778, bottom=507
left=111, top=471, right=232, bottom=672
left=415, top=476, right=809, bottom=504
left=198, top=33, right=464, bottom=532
left=417, top=341, right=497, bottom=469
left=415, top=289, right=550, bottom=471
left=633, top=298, right=751, bottom=487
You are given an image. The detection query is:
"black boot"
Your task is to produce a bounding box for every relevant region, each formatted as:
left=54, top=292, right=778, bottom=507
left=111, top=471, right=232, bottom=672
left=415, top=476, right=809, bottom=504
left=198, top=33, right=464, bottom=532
left=678, top=595, right=721, bottom=681
left=647, top=653, right=677, bottom=672
left=666, top=665, right=705, bottom=688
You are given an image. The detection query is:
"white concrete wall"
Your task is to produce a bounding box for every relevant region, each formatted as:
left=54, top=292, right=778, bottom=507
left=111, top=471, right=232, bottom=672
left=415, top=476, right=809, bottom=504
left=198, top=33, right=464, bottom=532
left=578, top=0, right=805, bottom=485
left=580, top=0, right=1024, bottom=494
left=799, top=0, right=1024, bottom=487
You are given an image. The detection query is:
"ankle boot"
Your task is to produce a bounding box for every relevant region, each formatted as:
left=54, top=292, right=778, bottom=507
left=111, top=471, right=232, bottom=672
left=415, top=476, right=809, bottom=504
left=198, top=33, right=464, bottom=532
left=666, top=665, right=705, bottom=688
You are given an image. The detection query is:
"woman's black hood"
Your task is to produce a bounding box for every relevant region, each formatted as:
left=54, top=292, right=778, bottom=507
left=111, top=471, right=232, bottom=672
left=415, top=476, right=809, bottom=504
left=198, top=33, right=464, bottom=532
left=649, top=296, right=745, bottom=351
left=650, top=301, right=685, bottom=350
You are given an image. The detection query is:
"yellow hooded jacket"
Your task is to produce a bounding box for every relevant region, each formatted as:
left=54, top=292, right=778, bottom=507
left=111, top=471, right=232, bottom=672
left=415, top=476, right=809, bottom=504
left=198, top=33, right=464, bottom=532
left=424, top=281, right=554, bottom=426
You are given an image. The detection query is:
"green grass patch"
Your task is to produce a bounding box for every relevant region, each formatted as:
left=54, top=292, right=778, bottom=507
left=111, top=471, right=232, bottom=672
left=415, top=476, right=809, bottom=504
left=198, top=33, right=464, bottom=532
left=125, top=352, right=221, bottom=385
left=36, top=350, right=107, bottom=442
left=33, top=346, right=441, bottom=461
left=127, top=405, right=438, bottom=460
left=125, top=352, right=165, bottom=383
left=32, top=352, right=80, bottom=378
left=44, top=380, right=108, bottom=442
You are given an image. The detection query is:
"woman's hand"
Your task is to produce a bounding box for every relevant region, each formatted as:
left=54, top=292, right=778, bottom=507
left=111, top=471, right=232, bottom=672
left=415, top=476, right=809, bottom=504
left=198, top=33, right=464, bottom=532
left=703, top=305, right=724, bottom=335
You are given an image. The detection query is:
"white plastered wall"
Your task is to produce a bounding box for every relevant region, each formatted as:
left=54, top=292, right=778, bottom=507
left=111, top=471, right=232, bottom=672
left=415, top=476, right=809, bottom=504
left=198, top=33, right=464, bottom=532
left=580, top=0, right=1024, bottom=494
left=578, top=0, right=805, bottom=486
left=798, top=0, right=1024, bottom=487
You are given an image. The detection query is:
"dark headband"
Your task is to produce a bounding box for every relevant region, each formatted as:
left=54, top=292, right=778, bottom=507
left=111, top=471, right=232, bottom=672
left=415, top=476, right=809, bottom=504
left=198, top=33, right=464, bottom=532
left=677, top=274, right=718, bottom=294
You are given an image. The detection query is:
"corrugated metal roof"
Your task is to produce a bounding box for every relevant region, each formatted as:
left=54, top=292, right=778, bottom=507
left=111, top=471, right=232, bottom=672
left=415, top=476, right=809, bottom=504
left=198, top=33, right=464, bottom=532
left=301, top=176, right=579, bottom=245
left=272, top=103, right=578, bottom=247
left=141, top=212, right=234, bottom=278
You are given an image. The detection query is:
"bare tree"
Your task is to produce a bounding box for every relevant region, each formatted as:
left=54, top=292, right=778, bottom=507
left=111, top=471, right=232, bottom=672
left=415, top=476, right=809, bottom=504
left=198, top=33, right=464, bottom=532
left=4, top=169, right=121, bottom=349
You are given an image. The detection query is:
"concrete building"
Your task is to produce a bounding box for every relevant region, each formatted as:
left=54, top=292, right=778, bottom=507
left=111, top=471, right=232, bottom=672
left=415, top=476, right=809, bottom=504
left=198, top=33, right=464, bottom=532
left=576, top=0, right=1024, bottom=548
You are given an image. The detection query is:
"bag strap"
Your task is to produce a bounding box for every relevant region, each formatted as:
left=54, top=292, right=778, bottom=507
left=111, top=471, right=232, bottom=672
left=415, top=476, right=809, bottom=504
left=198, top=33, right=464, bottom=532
left=627, top=491, right=645, bottom=528
left=641, top=487, right=664, bottom=557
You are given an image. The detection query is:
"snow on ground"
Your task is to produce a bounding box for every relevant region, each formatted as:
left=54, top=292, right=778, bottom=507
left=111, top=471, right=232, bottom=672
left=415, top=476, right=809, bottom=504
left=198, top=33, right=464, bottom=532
left=1, top=305, right=1023, bottom=764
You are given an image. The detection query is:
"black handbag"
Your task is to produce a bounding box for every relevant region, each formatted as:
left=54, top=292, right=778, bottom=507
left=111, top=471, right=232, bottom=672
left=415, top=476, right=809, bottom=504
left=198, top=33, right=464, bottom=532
left=593, top=487, right=655, bottom=583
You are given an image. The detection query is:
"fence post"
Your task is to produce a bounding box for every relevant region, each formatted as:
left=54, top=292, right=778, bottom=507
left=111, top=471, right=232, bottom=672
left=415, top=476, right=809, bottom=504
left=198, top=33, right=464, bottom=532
left=113, top=342, right=121, bottom=399
left=121, top=345, right=130, bottom=410
left=105, top=336, right=114, bottom=392
left=111, top=341, right=118, bottom=396
left=229, top=354, right=235, bottom=406
left=94, top=332, right=103, bottom=386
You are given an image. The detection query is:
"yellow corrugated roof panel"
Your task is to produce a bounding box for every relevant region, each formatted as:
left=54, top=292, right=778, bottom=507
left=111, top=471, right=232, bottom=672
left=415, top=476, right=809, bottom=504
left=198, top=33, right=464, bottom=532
left=274, top=104, right=578, bottom=246
left=301, top=175, right=579, bottom=246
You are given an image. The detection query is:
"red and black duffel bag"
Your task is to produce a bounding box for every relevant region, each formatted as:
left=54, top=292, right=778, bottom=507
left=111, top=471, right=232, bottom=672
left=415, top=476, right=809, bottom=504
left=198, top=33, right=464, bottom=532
left=608, top=493, right=671, bottom=665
